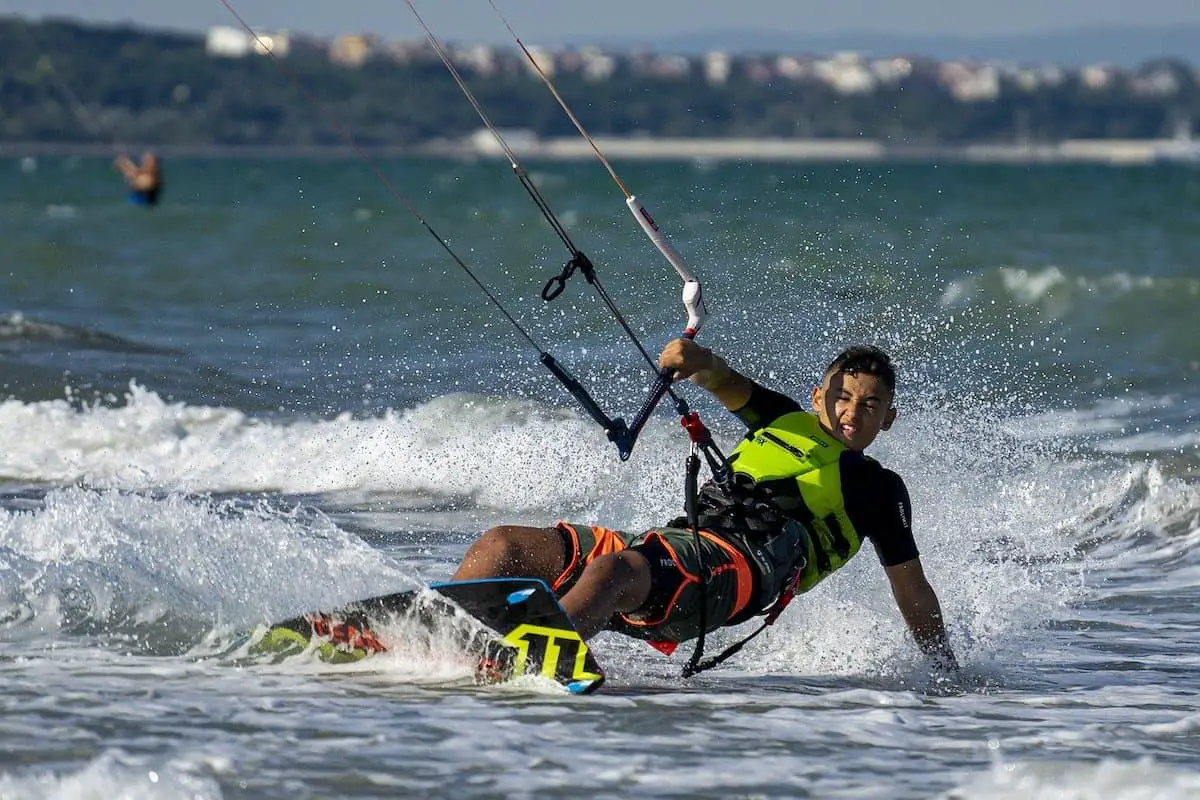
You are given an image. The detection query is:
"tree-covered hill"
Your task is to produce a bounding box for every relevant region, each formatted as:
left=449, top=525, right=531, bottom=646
left=1, top=16, right=1197, bottom=148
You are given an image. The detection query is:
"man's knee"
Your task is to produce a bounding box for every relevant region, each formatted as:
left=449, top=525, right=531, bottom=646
left=459, top=525, right=564, bottom=578
left=582, top=550, right=652, bottom=610
left=586, top=549, right=638, bottom=579
left=466, top=525, right=526, bottom=565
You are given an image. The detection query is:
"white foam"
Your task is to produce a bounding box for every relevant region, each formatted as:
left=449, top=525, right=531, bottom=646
left=1, top=380, right=1193, bottom=685
left=942, top=757, right=1200, bottom=799
left=0, top=751, right=221, bottom=800
left=0, top=385, right=686, bottom=524
left=1000, top=265, right=1069, bottom=305
left=0, top=487, right=413, bottom=635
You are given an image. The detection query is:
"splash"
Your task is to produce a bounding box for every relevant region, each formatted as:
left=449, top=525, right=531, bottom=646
left=0, top=488, right=413, bottom=652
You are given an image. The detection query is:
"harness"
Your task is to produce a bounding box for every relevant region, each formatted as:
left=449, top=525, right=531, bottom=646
left=726, top=411, right=866, bottom=593
left=681, top=411, right=866, bottom=676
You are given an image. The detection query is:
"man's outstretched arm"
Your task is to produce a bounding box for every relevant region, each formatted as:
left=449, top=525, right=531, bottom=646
left=884, top=558, right=959, bottom=672
left=114, top=155, right=137, bottom=179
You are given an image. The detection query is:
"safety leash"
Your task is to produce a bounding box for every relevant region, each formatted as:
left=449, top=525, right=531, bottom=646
left=683, top=561, right=805, bottom=678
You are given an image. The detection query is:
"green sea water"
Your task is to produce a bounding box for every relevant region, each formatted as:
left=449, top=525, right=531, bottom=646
left=0, top=154, right=1198, bottom=798
left=4, top=156, right=1199, bottom=416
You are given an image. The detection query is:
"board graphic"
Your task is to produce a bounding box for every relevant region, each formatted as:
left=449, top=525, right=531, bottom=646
left=255, top=578, right=605, bottom=694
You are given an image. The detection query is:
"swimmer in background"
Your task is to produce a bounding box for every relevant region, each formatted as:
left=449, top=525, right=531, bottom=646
left=114, top=151, right=163, bottom=206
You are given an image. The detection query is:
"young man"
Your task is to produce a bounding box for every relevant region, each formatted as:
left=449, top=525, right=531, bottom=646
left=452, top=338, right=958, bottom=671
left=114, top=151, right=163, bottom=206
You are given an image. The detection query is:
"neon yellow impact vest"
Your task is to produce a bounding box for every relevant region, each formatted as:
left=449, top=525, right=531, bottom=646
left=727, top=410, right=865, bottom=593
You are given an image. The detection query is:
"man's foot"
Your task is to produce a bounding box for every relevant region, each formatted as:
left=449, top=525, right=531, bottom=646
left=474, top=641, right=516, bottom=685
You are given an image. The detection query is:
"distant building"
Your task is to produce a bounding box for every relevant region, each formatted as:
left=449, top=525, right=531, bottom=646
left=1080, top=64, right=1115, bottom=90
left=704, top=52, right=731, bottom=85
left=206, top=25, right=289, bottom=58
left=207, top=26, right=249, bottom=57
left=645, top=54, right=691, bottom=80
left=330, top=34, right=375, bottom=68
left=580, top=48, right=616, bottom=82
left=523, top=46, right=556, bottom=78
left=940, top=62, right=1000, bottom=101
left=813, top=53, right=876, bottom=94
left=252, top=31, right=290, bottom=57
left=741, top=57, right=773, bottom=85
left=775, top=56, right=809, bottom=81
left=1132, top=66, right=1182, bottom=97
left=380, top=39, right=437, bottom=65
left=451, top=44, right=498, bottom=76
left=870, top=57, right=913, bottom=85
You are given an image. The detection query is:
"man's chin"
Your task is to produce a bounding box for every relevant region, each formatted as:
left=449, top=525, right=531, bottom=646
left=838, top=432, right=871, bottom=451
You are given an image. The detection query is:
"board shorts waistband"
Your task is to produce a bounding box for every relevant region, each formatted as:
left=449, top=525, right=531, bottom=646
left=551, top=521, right=628, bottom=593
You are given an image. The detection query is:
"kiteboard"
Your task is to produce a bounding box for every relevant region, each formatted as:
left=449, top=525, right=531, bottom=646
left=253, top=577, right=605, bottom=694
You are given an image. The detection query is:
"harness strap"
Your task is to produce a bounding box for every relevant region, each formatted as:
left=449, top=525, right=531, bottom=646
left=681, top=446, right=709, bottom=678
left=681, top=560, right=804, bottom=678
left=679, top=421, right=736, bottom=678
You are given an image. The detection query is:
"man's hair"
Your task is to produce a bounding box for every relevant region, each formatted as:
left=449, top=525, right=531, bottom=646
left=824, top=345, right=896, bottom=393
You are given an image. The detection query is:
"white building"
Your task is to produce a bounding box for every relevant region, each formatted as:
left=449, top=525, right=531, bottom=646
left=1080, top=64, right=1115, bottom=90
left=330, top=34, right=375, bottom=68
left=704, top=52, right=731, bottom=85
left=813, top=52, right=876, bottom=94
left=775, top=56, right=809, bottom=81
left=870, top=57, right=913, bottom=85
left=580, top=48, right=616, bottom=82
left=451, top=44, right=498, bottom=76
left=206, top=25, right=290, bottom=58
left=940, top=62, right=1001, bottom=102
left=524, top=46, right=556, bottom=78
left=206, top=26, right=251, bottom=58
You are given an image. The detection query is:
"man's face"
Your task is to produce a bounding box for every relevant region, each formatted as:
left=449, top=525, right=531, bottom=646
left=811, top=370, right=896, bottom=451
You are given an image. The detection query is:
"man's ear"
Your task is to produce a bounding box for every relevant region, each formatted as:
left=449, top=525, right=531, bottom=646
left=811, top=385, right=823, bottom=412
left=882, top=406, right=897, bottom=431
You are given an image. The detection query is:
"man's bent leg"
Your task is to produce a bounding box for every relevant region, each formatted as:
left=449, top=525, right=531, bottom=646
left=559, top=550, right=653, bottom=641
left=451, top=525, right=565, bottom=585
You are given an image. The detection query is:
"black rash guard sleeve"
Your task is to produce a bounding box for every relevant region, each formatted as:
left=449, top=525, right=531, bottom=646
left=842, top=456, right=919, bottom=567
left=732, top=383, right=804, bottom=432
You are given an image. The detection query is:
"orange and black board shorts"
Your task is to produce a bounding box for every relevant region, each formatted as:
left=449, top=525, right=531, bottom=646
left=552, top=521, right=755, bottom=645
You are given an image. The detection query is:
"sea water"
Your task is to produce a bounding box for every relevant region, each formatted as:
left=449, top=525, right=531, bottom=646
left=0, top=156, right=1198, bottom=798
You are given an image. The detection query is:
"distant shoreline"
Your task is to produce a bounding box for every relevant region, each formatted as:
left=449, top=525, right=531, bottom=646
left=1, top=136, right=1196, bottom=165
